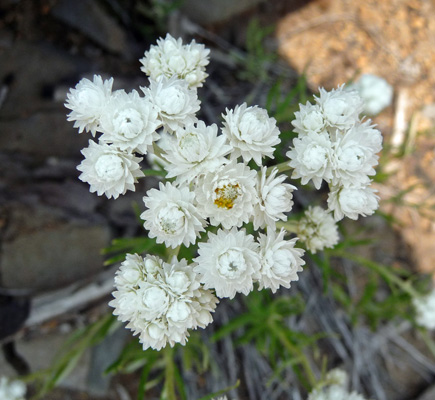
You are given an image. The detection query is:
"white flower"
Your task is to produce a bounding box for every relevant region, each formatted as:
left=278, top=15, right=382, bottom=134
left=353, top=119, right=383, bottom=155
left=140, top=33, right=210, bottom=88
left=195, top=161, right=258, bottom=229
left=163, top=121, right=232, bottom=184
left=0, top=377, right=26, bottom=400
left=297, top=206, right=339, bottom=253
left=77, top=140, right=144, bottom=199
left=253, top=167, right=296, bottom=230
left=194, top=228, right=260, bottom=299
left=143, top=76, right=200, bottom=132
left=286, top=130, right=334, bottom=189
left=65, top=74, right=113, bottom=135
left=141, top=182, right=206, bottom=248
left=222, top=103, right=280, bottom=165
left=325, top=368, right=349, bottom=387
left=327, top=184, right=379, bottom=221
left=99, top=89, right=160, bottom=154
left=110, top=254, right=218, bottom=350
left=331, top=125, right=380, bottom=187
left=413, top=289, right=435, bottom=330
left=315, top=85, right=364, bottom=130
left=308, top=385, right=366, bottom=400
left=292, top=101, right=326, bottom=135
left=349, top=74, right=393, bottom=115
left=257, top=229, right=305, bottom=293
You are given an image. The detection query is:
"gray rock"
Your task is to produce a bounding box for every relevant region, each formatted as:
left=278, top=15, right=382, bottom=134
left=50, top=0, right=130, bottom=57
left=0, top=203, right=111, bottom=292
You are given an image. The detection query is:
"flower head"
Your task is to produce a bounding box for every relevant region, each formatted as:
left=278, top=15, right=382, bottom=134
left=99, top=89, right=160, bottom=154
left=292, top=101, right=326, bottom=135
left=141, top=182, right=206, bottom=248
left=222, top=103, right=280, bottom=165
left=349, top=74, right=393, bottom=115
left=257, top=229, right=304, bottom=293
left=65, top=74, right=113, bottom=135
left=297, top=206, right=339, bottom=253
left=327, top=184, right=379, bottom=221
left=253, top=167, right=296, bottom=230
left=0, top=377, right=26, bottom=400
left=195, top=161, right=258, bottom=229
left=140, top=33, right=210, bottom=88
left=163, top=121, right=232, bottom=184
left=77, top=140, right=144, bottom=199
left=110, top=254, right=218, bottom=350
left=194, top=228, right=260, bottom=299
left=413, top=289, right=435, bottom=330
left=143, top=76, right=200, bottom=132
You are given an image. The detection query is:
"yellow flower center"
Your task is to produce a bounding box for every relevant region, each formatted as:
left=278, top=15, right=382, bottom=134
left=214, top=183, right=241, bottom=209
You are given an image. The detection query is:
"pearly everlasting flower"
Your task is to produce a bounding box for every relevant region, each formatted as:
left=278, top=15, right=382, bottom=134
left=99, top=89, right=160, bottom=154
left=349, top=74, right=393, bottom=115
left=140, top=33, right=210, bottom=88
left=109, top=254, right=218, bottom=350
left=195, top=161, right=258, bottom=229
left=163, top=121, right=232, bottom=184
left=194, top=228, right=260, bottom=299
left=141, top=182, right=206, bottom=248
left=65, top=74, right=113, bottom=135
left=292, top=101, right=326, bottom=135
left=0, top=377, right=26, bottom=400
left=331, top=125, right=380, bottom=187
left=308, top=385, right=366, bottom=400
left=143, top=76, right=200, bottom=132
left=315, top=85, right=364, bottom=130
left=222, top=103, right=280, bottom=165
left=286, top=130, right=334, bottom=189
left=325, top=368, right=349, bottom=387
left=297, top=206, right=339, bottom=253
left=77, top=140, right=144, bottom=199
left=413, top=289, right=435, bottom=330
left=253, top=167, right=296, bottom=230
left=257, top=229, right=305, bottom=293
left=328, top=184, right=379, bottom=221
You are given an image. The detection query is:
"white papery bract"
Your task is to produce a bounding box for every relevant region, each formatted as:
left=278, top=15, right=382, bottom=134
left=77, top=140, right=144, bottom=199
left=140, top=33, right=210, bottom=88
left=143, top=76, right=200, bottom=132
left=308, top=385, right=366, bottom=400
left=222, top=103, right=280, bottom=165
left=286, top=130, right=334, bottom=189
left=349, top=74, right=393, bottom=115
left=109, top=254, right=218, bottom=350
left=163, top=121, right=232, bottom=184
left=315, top=85, right=364, bottom=130
left=99, top=89, right=160, bottom=154
left=253, top=167, right=296, bottom=230
left=195, top=161, right=258, bottom=229
left=141, top=182, right=206, bottom=248
left=328, top=184, right=379, bottom=221
left=0, top=377, right=26, bottom=400
left=413, top=289, right=435, bottom=330
left=65, top=74, right=113, bottom=135
left=297, top=206, right=339, bottom=253
left=257, top=229, right=304, bottom=293
left=292, top=101, right=326, bottom=135
left=194, top=228, right=260, bottom=299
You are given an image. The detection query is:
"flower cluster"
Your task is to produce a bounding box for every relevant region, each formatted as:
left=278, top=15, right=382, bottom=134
left=109, top=254, right=218, bottom=350
left=67, top=34, right=383, bottom=351
left=287, top=85, right=382, bottom=220
left=308, top=369, right=366, bottom=400
left=0, top=377, right=26, bottom=400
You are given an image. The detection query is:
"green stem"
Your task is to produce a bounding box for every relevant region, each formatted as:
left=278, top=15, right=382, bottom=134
left=269, top=322, right=317, bottom=389
left=266, top=162, right=293, bottom=176
left=166, top=245, right=181, bottom=262
left=163, top=346, right=177, bottom=400
left=333, top=251, right=420, bottom=298
left=276, top=220, right=299, bottom=234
